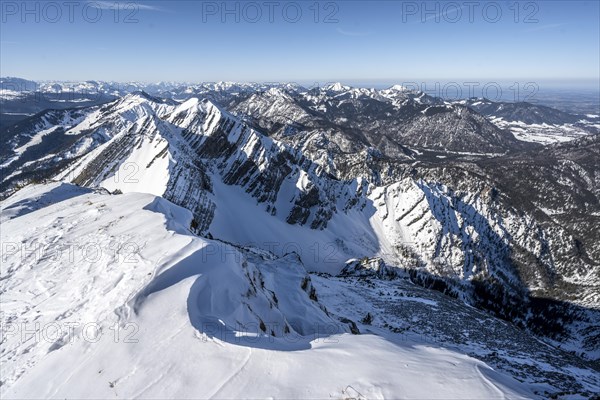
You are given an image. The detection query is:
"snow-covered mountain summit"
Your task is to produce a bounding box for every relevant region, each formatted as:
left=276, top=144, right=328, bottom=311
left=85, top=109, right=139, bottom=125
left=8, top=182, right=593, bottom=398
left=1, top=81, right=600, bottom=397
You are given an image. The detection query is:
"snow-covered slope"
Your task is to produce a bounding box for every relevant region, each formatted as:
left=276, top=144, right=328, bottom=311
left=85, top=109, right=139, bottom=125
left=0, top=182, right=546, bottom=399
left=1, top=76, right=600, bottom=397
left=3, top=92, right=599, bottom=361
left=44, top=93, right=369, bottom=236
left=461, top=98, right=599, bottom=144
left=232, top=85, right=524, bottom=156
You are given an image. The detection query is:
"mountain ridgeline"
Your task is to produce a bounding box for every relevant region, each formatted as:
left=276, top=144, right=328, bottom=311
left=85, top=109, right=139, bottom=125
left=1, top=83, right=599, bottom=362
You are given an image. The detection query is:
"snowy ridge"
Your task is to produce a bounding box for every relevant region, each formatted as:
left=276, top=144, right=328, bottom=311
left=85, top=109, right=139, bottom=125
left=0, top=182, right=547, bottom=399
left=2, top=83, right=600, bottom=396
left=3, top=92, right=598, bottom=351
left=231, top=85, right=523, bottom=157
left=50, top=93, right=367, bottom=234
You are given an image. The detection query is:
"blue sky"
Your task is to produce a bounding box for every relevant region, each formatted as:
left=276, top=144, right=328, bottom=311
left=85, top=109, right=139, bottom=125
left=1, top=0, right=599, bottom=85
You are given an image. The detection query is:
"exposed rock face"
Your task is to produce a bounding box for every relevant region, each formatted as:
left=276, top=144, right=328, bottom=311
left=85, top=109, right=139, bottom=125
left=340, top=257, right=397, bottom=279
left=232, top=86, right=525, bottom=156
left=1, top=88, right=598, bottom=360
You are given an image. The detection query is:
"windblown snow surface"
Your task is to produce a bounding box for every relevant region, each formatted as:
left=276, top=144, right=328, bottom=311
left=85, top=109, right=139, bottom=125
left=2, top=91, right=600, bottom=398
left=0, top=182, right=545, bottom=399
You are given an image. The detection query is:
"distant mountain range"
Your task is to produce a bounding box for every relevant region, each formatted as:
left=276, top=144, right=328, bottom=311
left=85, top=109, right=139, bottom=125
left=1, top=78, right=599, bottom=397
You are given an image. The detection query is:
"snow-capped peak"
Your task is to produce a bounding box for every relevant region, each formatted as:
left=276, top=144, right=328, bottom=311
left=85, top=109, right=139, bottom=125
left=324, top=82, right=351, bottom=92
left=265, top=87, right=293, bottom=99
left=388, top=84, right=411, bottom=92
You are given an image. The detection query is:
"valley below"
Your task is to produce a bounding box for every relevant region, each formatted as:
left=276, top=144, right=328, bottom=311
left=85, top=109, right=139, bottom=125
left=1, top=79, right=599, bottom=399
